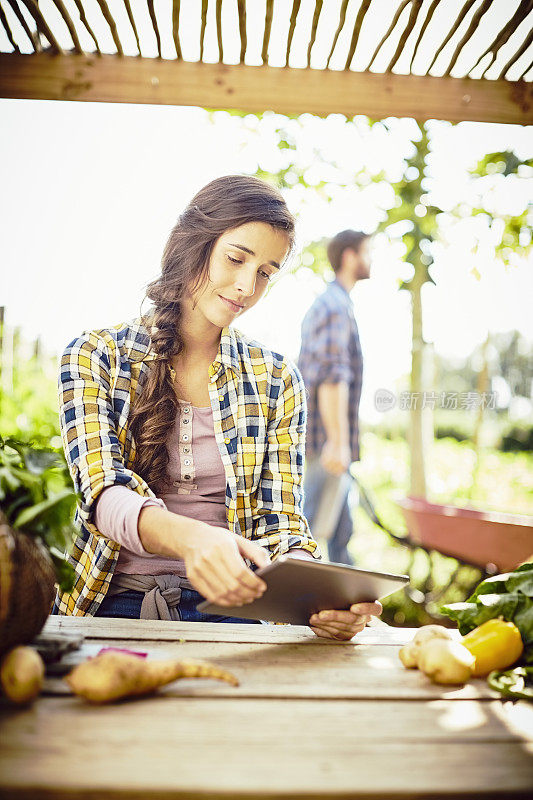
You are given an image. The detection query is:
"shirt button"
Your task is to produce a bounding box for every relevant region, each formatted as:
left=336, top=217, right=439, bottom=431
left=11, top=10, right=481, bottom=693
left=184, top=474, right=191, bottom=481
left=182, top=434, right=189, bottom=442
left=183, top=447, right=190, bottom=454
left=184, top=459, right=191, bottom=466
left=182, top=418, right=190, bottom=425
left=183, top=407, right=191, bottom=414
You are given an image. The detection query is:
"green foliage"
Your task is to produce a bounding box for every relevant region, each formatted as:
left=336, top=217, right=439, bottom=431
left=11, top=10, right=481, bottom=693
left=235, top=111, right=387, bottom=283
left=434, top=411, right=475, bottom=443
left=0, top=436, right=76, bottom=592
left=378, top=123, right=440, bottom=291
left=347, top=434, right=533, bottom=627
left=0, top=345, right=60, bottom=445
left=474, top=151, right=533, bottom=177
left=501, top=422, right=533, bottom=453
left=441, top=563, right=533, bottom=650
left=491, top=330, right=533, bottom=401
left=293, top=238, right=331, bottom=279
left=442, top=562, right=533, bottom=701
left=368, top=411, right=533, bottom=453
left=465, top=149, right=532, bottom=266
left=434, top=330, right=533, bottom=406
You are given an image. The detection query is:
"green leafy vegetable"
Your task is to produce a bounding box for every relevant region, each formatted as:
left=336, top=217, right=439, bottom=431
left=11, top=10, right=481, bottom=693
left=441, top=563, right=533, bottom=699
left=0, top=436, right=77, bottom=592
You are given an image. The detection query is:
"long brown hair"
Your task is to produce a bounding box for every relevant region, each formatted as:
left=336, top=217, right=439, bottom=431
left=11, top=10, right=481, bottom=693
left=130, top=175, right=295, bottom=490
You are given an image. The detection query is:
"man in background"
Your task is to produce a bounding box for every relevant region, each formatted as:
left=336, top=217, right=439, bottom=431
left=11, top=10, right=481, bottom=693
left=298, top=230, right=372, bottom=564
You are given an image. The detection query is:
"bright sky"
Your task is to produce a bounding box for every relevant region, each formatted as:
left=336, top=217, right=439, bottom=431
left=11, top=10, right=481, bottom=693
left=1, top=1, right=532, bottom=422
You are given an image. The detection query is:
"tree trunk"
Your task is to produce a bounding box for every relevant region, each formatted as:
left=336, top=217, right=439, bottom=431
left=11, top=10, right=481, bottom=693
left=409, top=268, right=427, bottom=498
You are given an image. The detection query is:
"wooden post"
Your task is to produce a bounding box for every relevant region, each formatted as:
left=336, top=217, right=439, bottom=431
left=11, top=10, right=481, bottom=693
left=0, top=53, right=531, bottom=125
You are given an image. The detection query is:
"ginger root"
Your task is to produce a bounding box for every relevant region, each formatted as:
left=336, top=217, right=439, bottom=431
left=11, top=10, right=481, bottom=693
left=0, top=646, right=45, bottom=704
left=66, top=651, right=239, bottom=704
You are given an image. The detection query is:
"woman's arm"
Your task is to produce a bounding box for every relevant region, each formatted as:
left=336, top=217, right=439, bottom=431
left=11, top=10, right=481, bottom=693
left=95, top=485, right=270, bottom=607
left=138, top=504, right=270, bottom=606
left=58, top=331, right=156, bottom=536
left=94, top=485, right=165, bottom=554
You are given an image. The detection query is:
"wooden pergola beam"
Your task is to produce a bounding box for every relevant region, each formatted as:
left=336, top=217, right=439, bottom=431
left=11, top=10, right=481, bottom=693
left=0, top=53, right=531, bottom=125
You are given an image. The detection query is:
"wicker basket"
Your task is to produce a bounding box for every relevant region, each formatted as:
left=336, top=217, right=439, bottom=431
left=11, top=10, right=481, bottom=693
left=0, top=518, right=56, bottom=658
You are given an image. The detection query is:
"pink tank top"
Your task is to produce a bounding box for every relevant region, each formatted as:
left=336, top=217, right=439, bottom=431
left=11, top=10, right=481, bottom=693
left=95, top=402, right=227, bottom=575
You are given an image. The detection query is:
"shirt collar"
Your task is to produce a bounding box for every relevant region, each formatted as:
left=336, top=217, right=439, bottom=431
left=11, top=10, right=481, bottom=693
left=124, top=318, right=156, bottom=363
left=331, top=279, right=354, bottom=304
left=211, top=326, right=241, bottom=378
left=128, top=319, right=241, bottom=376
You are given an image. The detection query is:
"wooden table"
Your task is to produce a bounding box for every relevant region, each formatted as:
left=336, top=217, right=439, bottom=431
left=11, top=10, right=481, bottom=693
left=1, top=616, right=532, bottom=799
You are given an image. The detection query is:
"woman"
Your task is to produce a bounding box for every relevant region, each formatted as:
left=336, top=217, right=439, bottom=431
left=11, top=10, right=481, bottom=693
left=56, top=175, right=381, bottom=639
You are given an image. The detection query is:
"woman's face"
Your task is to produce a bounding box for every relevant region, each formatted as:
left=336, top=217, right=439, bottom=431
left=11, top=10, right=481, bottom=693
left=190, top=221, right=290, bottom=330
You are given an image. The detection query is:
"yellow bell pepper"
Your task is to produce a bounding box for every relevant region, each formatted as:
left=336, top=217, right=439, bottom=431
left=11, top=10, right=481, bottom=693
left=462, top=619, right=523, bottom=677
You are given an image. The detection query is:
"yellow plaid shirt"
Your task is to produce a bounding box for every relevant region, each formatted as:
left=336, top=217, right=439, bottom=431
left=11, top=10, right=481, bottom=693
left=56, top=318, right=320, bottom=615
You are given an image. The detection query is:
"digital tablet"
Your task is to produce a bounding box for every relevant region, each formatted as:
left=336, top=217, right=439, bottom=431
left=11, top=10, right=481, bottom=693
left=196, top=555, right=409, bottom=625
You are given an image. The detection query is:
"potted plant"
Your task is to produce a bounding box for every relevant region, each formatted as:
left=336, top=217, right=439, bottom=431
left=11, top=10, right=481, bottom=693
left=0, top=436, right=76, bottom=657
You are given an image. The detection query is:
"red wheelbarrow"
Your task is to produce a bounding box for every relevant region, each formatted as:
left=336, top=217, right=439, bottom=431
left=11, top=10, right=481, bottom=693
left=397, top=496, right=533, bottom=573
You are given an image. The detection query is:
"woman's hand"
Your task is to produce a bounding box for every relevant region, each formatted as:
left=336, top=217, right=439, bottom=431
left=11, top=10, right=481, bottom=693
left=309, top=601, right=382, bottom=640
left=181, top=524, right=270, bottom=608
left=138, top=506, right=270, bottom=607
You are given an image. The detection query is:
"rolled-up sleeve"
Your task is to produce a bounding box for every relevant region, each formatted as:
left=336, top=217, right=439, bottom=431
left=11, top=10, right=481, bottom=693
left=95, top=486, right=166, bottom=554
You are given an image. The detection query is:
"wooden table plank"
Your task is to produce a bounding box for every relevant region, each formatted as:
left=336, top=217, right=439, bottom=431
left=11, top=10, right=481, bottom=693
left=42, top=616, right=418, bottom=646
left=3, top=619, right=531, bottom=799
left=41, top=638, right=498, bottom=700
left=1, top=698, right=532, bottom=798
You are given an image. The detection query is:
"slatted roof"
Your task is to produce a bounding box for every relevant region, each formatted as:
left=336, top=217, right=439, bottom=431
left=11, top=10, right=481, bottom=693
left=0, top=1, right=532, bottom=124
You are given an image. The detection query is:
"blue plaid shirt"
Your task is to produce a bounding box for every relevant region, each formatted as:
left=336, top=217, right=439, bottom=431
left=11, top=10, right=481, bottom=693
left=298, top=280, right=363, bottom=463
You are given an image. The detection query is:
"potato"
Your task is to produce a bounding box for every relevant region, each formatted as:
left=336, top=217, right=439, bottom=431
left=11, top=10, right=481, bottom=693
left=417, top=638, right=475, bottom=685
left=398, top=625, right=454, bottom=669
left=0, top=646, right=45, bottom=704
left=399, top=644, right=418, bottom=669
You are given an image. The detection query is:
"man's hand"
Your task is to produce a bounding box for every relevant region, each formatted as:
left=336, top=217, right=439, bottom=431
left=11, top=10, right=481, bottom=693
left=317, top=382, right=351, bottom=475
left=320, top=438, right=351, bottom=475
left=309, top=601, right=383, bottom=640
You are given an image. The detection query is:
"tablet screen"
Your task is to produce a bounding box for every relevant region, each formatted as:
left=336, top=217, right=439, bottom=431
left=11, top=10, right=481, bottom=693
left=197, top=556, right=409, bottom=625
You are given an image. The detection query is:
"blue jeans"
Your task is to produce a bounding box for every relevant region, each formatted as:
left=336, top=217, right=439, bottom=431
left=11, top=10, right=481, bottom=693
left=94, top=588, right=261, bottom=624
left=304, top=458, right=357, bottom=565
